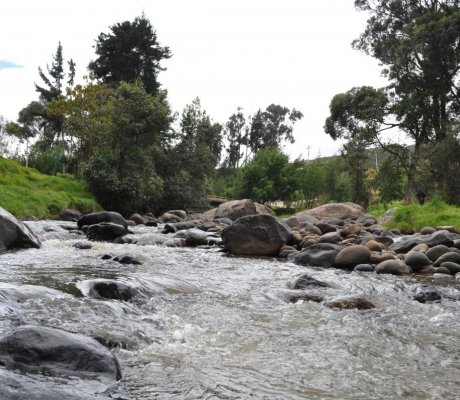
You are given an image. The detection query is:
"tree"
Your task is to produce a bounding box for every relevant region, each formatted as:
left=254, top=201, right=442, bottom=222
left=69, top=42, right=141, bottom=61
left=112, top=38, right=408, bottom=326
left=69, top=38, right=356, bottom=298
left=223, top=108, right=247, bottom=168
left=248, top=104, right=303, bottom=154
left=228, top=147, right=301, bottom=204
left=88, top=15, right=171, bottom=95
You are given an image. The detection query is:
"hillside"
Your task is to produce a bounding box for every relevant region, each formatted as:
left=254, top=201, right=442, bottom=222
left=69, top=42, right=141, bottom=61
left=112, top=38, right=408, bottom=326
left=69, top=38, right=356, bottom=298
left=0, top=158, right=100, bottom=218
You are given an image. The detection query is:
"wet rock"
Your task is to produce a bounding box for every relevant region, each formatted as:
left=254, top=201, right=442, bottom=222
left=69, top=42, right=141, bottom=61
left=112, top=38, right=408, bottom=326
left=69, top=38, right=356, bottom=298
left=365, top=240, right=384, bottom=251
left=175, top=228, right=221, bottom=247
left=0, top=325, right=122, bottom=381
left=101, top=254, right=112, bottom=260
left=72, top=241, right=92, bottom=250
left=404, top=251, right=432, bottom=272
left=0, top=207, right=41, bottom=252
left=326, top=297, right=375, bottom=310
left=335, top=245, right=371, bottom=269
left=299, top=202, right=364, bottom=220
left=433, top=251, right=460, bottom=267
left=85, top=279, right=137, bottom=301
left=290, top=243, right=341, bottom=268
left=59, top=208, right=82, bottom=222
left=354, top=264, right=374, bottom=272
left=86, top=222, right=128, bottom=241
left=434, top=266, right=451, bottom=275
left=389, top=230, right=454, bottom=254
left=315, top=222, right=337, bottom=234
left=433, top=273, right=453, bottom=279
left=420, top=227, right=436, bottom=235
left=417, top=266, right=437, bottom=275
left=318, top=231, right=342, bottom=244
left=425, top=245, right=451, bottom=262
left=413, top=285, right=441, bottom=303
left=77, top=211, right=127, bottom=229
left=287, top=274, right=329, bottom=289
left=412, top=243, right=429, bottom=253
left=221, top=214, right=292, bottom=256
left=215, top=199, right=257, bottom=221
left=375, top=259, right=411, bottom=275
left=440, top=261, right=460, bottom=275
left=128, top=213, right=145, bottom=225
left=113, top=254, right=142, bottom=265
left=160, top=212, right=183, bottom=223
left=162, top=221, right=196, bottom=234
left=279, top=245, right=298, bottom=257
left=370, top=252, right=396, bottom=264
left=145, top=218, right=158, bottom=227
left=286, top=292, right=324, bottom=303
left=341, top=224, right=362, bottom=237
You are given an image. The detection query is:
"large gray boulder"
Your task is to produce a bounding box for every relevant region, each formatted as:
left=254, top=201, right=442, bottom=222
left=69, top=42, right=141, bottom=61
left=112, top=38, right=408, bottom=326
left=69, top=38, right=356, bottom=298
left=77, top=211, right=127, bottom=229
left=0, top=325, right=121, bottom=381
left=215, top=199, right=257, bottom=221
left=221, top=214, right=292, bottom=256
left=0, top=207, right=41, bottom=252
left=296, top=202, right=364, bottom=220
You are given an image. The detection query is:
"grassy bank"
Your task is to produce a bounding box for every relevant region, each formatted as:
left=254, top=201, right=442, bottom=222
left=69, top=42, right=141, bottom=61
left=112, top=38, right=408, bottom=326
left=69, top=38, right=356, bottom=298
left=368, top=198, right=460, bottom=233
left=0, top=157, right=100, bottom=219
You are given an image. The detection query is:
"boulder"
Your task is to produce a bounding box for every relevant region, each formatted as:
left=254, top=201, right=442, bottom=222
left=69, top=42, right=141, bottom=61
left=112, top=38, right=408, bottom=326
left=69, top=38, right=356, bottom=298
left=0, top=207, right=41, bottom=252
left=215, top=199, right=257, bottom=221
left=439, top=261, right=460, bottom=275
left=298, top=202, right=364, bottom=220
left=72, top=241, right=92, bottom=250
left=290, top=243, right=341, bottom=268
left=326, top=297, right=375, bottom=310
left=162, top=221, right=196, bottom=234
left=0, top=325, right=121, bottom=381
left=425, top=245, right=451, bottom=262
left=84, top=279, right=137, bottom=301
left=221, top=214, right=292, bottom=256
left=59, top=208, right=82, bottom=222
left=433, top=251, right=460, bottom=267
left=365, top=240, right=384, bottom=252
left=77, top=211, right=127, bottom=229
left=420, top=227, right=436, bottom=235
left=85, top=222, right=128, bottom=241
left=354, top=264, right=374, bottom=272
left=413, top=285, right=442, bottom=303
left=160, top=212, right=183, bottom=223
left=175, top=228, right=221, bottom=247
left=341, top=224, right=362, bottom=237
left=287, top=274, right=329, bottom=290
left=389, top=230, right=454, bottom=254
left=404, top=251, right=432, bottom=272
left=412, top=243, right=429, bottom=253
left=284, top=215, right=319, bottom=229
left=113, top=254, right=142, bottom=265
left=375, top=259, right=411, bottom=275
left=254, top=202, right=275, bottom=216
left=370, top=252, right=396, bottom=263
left=315, top=222, right=337, bottom=234
left=167, top=210, right=187, bottom=219
left=318, top=232, right=342, bottom=244
left=335, top=245, right=371, bottom=269
left=128, top=213, right=145, bottom=225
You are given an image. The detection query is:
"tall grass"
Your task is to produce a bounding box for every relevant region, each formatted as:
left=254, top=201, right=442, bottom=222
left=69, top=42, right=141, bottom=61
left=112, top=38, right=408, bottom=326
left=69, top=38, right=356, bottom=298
left=0, top=157, right=100, bottom=218
left=372, top=197, right=460, bottom=233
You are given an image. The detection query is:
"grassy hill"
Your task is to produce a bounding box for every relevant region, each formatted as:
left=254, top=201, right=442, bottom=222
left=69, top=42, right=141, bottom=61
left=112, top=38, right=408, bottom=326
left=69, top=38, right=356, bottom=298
left=0, top=157, right=100, bottom=219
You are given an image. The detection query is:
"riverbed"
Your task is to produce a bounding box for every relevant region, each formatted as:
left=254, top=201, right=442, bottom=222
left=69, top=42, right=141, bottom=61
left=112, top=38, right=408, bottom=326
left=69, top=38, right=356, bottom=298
left=0, top=220, right=459, bottom=399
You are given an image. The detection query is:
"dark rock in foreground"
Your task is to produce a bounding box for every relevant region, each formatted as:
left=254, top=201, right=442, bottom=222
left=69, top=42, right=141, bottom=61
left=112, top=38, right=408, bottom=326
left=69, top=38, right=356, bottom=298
left=86, top=222, right=128, bottom=241
left=0, top=207, right=41, bottom=252
left=0, top=325, right=122, bottom=381
left=86, top=279, right=137, bottom=301
left=221, top=214, right=292, bottom=256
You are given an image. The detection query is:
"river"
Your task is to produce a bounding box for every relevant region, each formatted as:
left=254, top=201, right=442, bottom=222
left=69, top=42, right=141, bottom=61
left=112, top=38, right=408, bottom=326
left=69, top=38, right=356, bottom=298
left=0, top=220, right=459, bottom=399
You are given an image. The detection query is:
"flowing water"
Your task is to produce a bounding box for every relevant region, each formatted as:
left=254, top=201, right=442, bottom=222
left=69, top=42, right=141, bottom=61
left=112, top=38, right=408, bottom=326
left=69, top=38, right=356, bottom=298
left=0, top=220, right=459, bottom=399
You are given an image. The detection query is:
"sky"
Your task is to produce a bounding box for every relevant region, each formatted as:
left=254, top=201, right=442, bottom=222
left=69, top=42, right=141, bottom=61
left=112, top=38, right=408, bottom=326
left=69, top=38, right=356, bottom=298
left=0, top=0, right=388, bottom=159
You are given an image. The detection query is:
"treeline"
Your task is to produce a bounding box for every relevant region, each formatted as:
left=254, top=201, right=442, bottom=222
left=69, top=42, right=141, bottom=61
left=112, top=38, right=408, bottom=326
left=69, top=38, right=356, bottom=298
left=0, top=16, right=302, bottom=214
left=2, top=1, right=460, bottom=214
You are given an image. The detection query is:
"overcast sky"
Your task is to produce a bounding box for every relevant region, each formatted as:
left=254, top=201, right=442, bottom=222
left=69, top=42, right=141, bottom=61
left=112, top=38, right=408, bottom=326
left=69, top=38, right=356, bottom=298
left=0, top=0, right=388, bottom=159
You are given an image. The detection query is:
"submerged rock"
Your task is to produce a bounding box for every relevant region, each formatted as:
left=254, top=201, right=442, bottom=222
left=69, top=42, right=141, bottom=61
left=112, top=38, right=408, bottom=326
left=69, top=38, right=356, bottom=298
left=413, top=285, right=442, bottom=303
left=0, top=325, right=122, bottom=381
left=0, top=207, right=41, bottom=252
left=288, top=274, right=330, bottom=289
left=326, top=297, right=375, bottom=310
left=85, top=222, right=128, bottom=241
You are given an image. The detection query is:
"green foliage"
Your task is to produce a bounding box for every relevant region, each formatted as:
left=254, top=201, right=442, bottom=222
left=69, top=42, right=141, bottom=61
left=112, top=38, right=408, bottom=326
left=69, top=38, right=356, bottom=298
left=227, top=147, right=301, bottom=204
left=0, top=157, right=100, bottom=218
left=384, top=198, right=460, bottom=233
left=88, top=15, right=171, bottom=95
left=372, top=157, right=405, bottom=206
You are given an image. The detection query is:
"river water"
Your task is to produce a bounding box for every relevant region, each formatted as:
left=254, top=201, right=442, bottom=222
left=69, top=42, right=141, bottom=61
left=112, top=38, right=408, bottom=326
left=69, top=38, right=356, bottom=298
left=0, top=220, right=459, bottom=399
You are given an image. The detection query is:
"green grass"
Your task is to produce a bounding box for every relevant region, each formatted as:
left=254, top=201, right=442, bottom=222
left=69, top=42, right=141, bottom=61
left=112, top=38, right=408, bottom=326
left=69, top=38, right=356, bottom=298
left=369, top=197, right=460, bottom=233
left=0, top=157, right=101, bottom=219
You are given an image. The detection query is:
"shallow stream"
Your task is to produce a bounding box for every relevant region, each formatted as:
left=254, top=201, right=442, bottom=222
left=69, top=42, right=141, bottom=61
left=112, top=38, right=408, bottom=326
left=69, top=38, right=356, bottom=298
left=0, top=221, right=459, bottom=399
